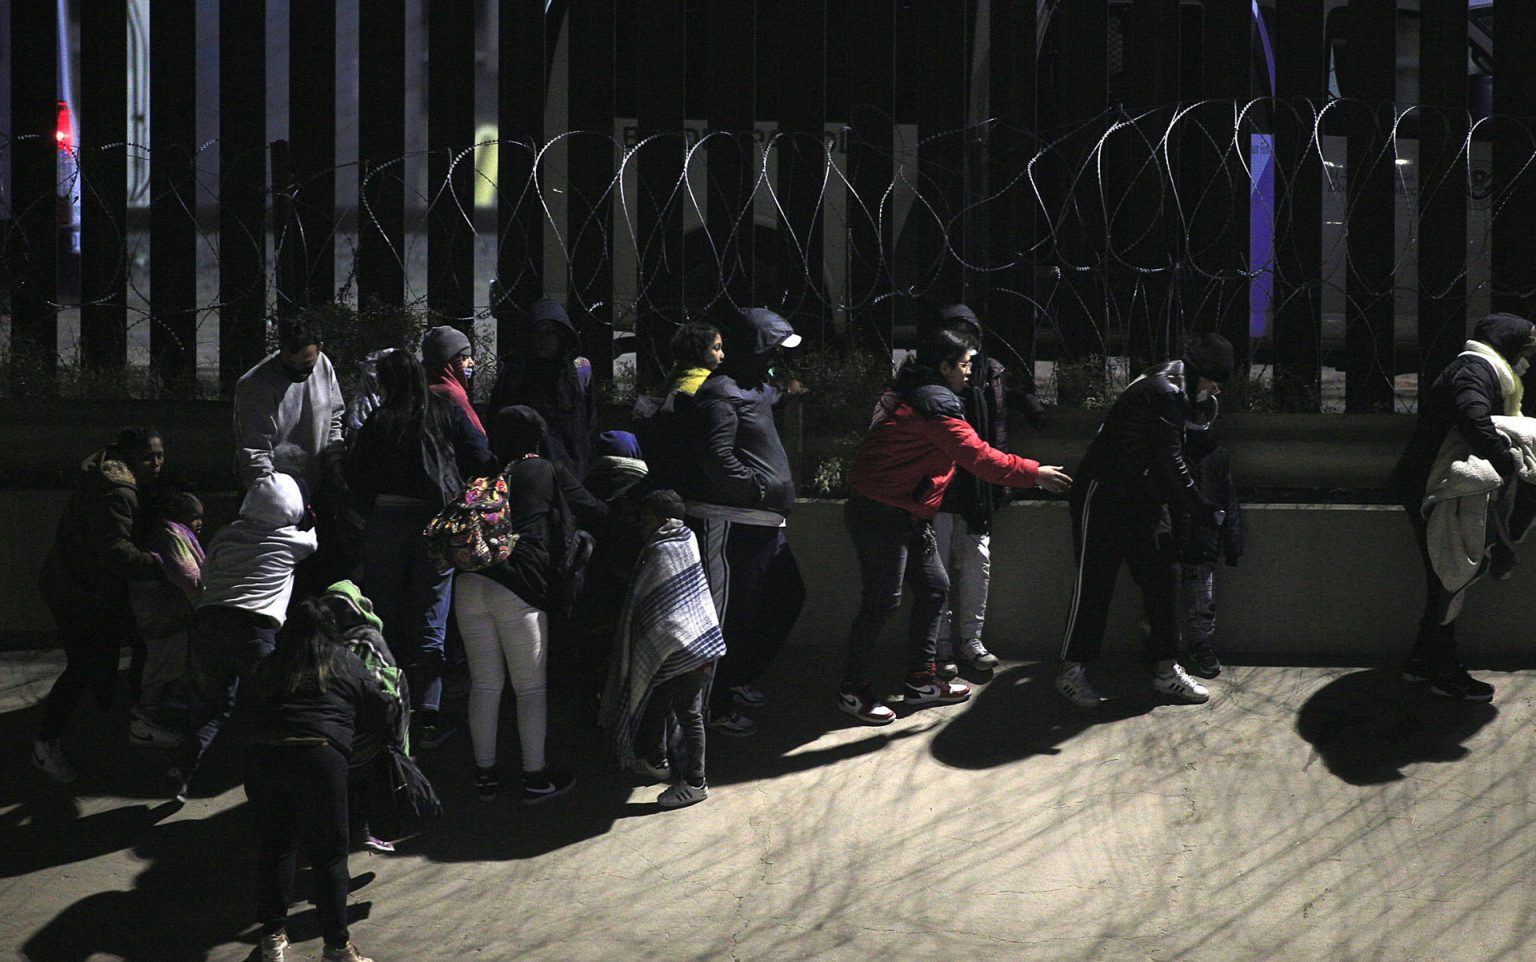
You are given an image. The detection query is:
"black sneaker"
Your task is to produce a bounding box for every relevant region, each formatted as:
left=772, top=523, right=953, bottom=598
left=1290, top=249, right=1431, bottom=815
left=1402, top=654, right=1435, bottom=684
left=415, top=711, right=456, bottom=751
left=474, top=766, right=500, bottom=802
left=520, top=769, right=576, bottom=805
left=1424, top=663, right=1495, bottom=703
left=1186, top=641, right=1222, bottom=679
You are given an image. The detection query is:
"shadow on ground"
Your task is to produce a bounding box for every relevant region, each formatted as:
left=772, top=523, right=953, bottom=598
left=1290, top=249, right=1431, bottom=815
left=1295, top=667, right=1498, bottom=785
left=928, top=661, right=1157, bottom=769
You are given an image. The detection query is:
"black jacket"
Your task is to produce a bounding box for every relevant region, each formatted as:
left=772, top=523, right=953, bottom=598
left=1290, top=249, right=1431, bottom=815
left=674, top=310, right=799, bottom=516
left=1174, top=429, right=1243, bottom=566
left=474, top=455, right=608, bottom=611
left=489, top=299, right=597, bottom=479
left=1391, top=312, right=1535, bottom=506
left=247, top=645, right=391, bottom=759
left=347, top=400, right=495, bottom=508
left=1077, top=359, right=1219, bottom=520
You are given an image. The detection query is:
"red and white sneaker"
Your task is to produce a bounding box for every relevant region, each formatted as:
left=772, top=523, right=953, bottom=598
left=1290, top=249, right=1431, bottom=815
left=903, top=671, right=971, bottom=706
left=839, top=683, right=896, bottom=726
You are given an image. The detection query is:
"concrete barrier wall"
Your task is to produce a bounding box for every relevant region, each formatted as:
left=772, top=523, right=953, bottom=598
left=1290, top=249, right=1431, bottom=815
left=7, top=493, right=1531, bottom=667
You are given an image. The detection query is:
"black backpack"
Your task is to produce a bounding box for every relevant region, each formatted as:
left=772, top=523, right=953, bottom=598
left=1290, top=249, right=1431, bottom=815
left=545, top=464, right=596, bottom=620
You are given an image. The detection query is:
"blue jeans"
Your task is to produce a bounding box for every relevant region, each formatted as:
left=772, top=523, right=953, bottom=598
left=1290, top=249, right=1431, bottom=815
left=362, top=502, right=453, bottom=712
left=842, top=494, right=949, bottom=683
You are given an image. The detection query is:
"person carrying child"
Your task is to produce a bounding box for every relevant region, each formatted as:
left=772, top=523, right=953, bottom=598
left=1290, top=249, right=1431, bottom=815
left=601, top=489, right=726, bottom=808
left=127, top=487, right=206, bottom=748
left=1172, top=394, right=1243, bottom=679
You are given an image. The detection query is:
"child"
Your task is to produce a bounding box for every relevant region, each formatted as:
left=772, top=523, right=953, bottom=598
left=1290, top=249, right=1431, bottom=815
left=601, top=489, right=726, bottom=809
left=1174, top=395, right=1243, bottom=679
left=127, top=488, right=205, bottom=748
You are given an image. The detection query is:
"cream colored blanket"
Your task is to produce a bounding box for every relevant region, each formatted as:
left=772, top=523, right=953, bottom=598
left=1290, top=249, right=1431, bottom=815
left=1423, top=415, right=1536, bottom=596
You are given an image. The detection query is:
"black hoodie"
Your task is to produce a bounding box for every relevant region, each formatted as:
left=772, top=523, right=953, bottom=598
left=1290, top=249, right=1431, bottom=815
left=674, top=309, right=799, bottom=517
left=1392, top=312, right=1536, bottom=503
left=489, top=298, right=597, bottom=479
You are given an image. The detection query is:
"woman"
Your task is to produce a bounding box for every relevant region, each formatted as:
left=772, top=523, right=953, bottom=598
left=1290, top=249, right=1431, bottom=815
left=453, top=405, right=607, bottom=803
left=245, top=599, right=388, bottom=962
left=421, top=324, right=485, bottom=434
left=33, top=427, right=166, bottom=784
left=349, top=350, right=495, bottom=748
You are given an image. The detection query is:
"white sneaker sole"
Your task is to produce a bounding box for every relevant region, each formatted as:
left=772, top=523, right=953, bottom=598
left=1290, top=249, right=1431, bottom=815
left=838, top=699, right=896, bottom=726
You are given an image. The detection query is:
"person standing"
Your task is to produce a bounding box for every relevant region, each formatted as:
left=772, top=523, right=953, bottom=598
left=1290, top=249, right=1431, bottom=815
left=348, top=350, right=494, bottom=748
left=1056, top=334, right=1234, bottom=708
left=488, top=297, right=597, bottom=479
left=234, top=312, right=346, bottom=488
left=244, top=599, right=387, bottom=962
left=33, top=428, right=166, bottom=783
left=839, top=331, right=1071, bottom=725
left=672, top=308, right=807, bottom=737
left=1389, top=312, right=1536, bottom=702
left=421, top=324, right=485, bottom=435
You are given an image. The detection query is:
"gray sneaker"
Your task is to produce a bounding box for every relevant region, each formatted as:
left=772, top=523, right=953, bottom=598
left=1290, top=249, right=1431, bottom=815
left=959, top=639, right=1000, bottom=671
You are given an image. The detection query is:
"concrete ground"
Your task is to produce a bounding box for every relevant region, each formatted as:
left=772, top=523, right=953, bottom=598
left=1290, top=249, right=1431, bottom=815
left=4, top=643, right=1536, bottom=962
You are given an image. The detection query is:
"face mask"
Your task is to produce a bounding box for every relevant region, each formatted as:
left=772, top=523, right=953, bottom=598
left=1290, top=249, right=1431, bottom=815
left=280, top=359, right=317, bottom=383
left=1517, top=358, right=1531, bottom=377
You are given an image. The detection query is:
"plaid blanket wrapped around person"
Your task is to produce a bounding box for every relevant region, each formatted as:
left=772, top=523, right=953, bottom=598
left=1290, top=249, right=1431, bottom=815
left=601, top=518, right=726, bottom=769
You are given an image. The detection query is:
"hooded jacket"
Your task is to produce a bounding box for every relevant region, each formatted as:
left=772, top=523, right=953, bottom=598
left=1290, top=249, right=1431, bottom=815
left=1392, top=312, right=1536, bottom=504
left=1076, top=359, right=1219, bottom=519
left=674, top=309, right=799, bottom=519
left=198, top=473, right=319, bottom=627
left=850, top=364, right=1041, bottom=519
left=488, top=298, right=597, bottom=479
left=39, top=450, right=162, bottom=609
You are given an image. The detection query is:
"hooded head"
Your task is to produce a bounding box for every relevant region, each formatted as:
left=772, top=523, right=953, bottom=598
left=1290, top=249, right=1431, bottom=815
left=529, top=297, right=578, bottom=360
left=594, top=430, right=643, bottom=459
left=1473, top=312, right=1536, bottom=365
left=239, top=473, right=308, bottom=530
left=489, top=405, right=548, bottom=462
left=720, top=308, right=800, bottom=382
left=939, top=303, right=983, bottom=341
left=1182, top=333, right=1235, bottom=386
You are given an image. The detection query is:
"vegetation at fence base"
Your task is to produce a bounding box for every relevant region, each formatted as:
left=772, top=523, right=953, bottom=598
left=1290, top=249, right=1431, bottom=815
left=277, top=299, right=430, bottom=399
left=1048, top=354, right=1122, bottom=410
left=780, top=345, right=896, bottom=499
left=0, top=337, right=183, bottom=400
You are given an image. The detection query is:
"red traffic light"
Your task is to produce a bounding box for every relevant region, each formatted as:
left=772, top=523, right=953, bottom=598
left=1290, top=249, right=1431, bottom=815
left=56, top=100, right=73, bottom=152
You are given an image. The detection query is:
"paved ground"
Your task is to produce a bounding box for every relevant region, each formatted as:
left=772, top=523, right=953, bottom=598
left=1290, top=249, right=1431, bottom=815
left=4, top=642, right=1536, bottom=962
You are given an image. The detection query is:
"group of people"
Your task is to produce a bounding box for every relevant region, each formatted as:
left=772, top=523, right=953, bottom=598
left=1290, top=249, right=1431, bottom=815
left=28, top=289, right=1533, bottom=960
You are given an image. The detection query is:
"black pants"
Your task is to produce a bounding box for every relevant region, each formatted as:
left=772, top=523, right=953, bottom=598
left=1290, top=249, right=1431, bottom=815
left=39, top=591, right=128, bottom=740
left=841, top=493, right=950, bottom=684
left=689, top=517, right=806, bottom=714
left=639, top=665, right=712, bottom=786
left=1060, top=480, right=1178, bottom=664
left=180, top=606, right=278, bottom=778
left=245, top=742, right=353, bottom=948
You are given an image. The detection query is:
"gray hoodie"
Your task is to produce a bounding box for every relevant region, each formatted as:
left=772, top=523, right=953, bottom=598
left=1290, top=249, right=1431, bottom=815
left=198, top=473, right=318, bottom=627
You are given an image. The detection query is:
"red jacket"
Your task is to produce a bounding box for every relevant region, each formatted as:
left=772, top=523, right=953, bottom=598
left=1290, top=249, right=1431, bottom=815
left=850, top=390, right=1040, bottom=519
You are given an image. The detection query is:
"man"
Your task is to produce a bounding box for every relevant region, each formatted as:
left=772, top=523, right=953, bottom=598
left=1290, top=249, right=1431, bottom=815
left=673, top=308, right=806, bottom=737
left=234, top=312, right=346, bottom=488
left=1056, top=333, right=1233, bottom=708
left=1389, top=312, right=1536, bottom=702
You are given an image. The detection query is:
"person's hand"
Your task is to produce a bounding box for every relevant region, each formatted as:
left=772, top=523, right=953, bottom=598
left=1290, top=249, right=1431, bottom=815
left=784, top=378, right=810, bottom=397
left=1035, top=465, right=1072, bottom=493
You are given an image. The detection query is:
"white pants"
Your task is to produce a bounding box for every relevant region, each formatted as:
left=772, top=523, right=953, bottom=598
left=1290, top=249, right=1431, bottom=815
left=933, top=512, right=992, bottom=647
left=453, top=573, right=549, bottom=773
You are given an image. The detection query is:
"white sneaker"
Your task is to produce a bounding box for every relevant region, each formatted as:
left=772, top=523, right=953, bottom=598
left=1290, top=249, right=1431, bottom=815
left=1152, top=663, right=1210, bottom=704
left=959, top=639, right=1000, bottom=671
left=129, top=711, right=186, bottom=749
left=658, top=781, right=708, bottom=808
left=1055, top=663, right=1102, bottom=708
left=32, top=738, right=77, bottom=784
left=259, top=929, right=288, bottom=962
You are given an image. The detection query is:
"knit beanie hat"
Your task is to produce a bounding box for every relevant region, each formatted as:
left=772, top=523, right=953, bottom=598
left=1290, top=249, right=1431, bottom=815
left=421, top=325, right=471, bottom=368
left=1183, top=333, right=1235, bottom=384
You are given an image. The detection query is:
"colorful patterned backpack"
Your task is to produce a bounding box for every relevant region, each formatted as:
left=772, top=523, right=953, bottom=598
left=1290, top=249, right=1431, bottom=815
left=422, top=473, right=520, bottom=572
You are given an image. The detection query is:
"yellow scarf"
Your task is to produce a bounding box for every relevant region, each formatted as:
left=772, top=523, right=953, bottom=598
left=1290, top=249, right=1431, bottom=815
left=667, top=366, right=712, bottom=398
left=1461, top=340, right=1523, bottom=415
